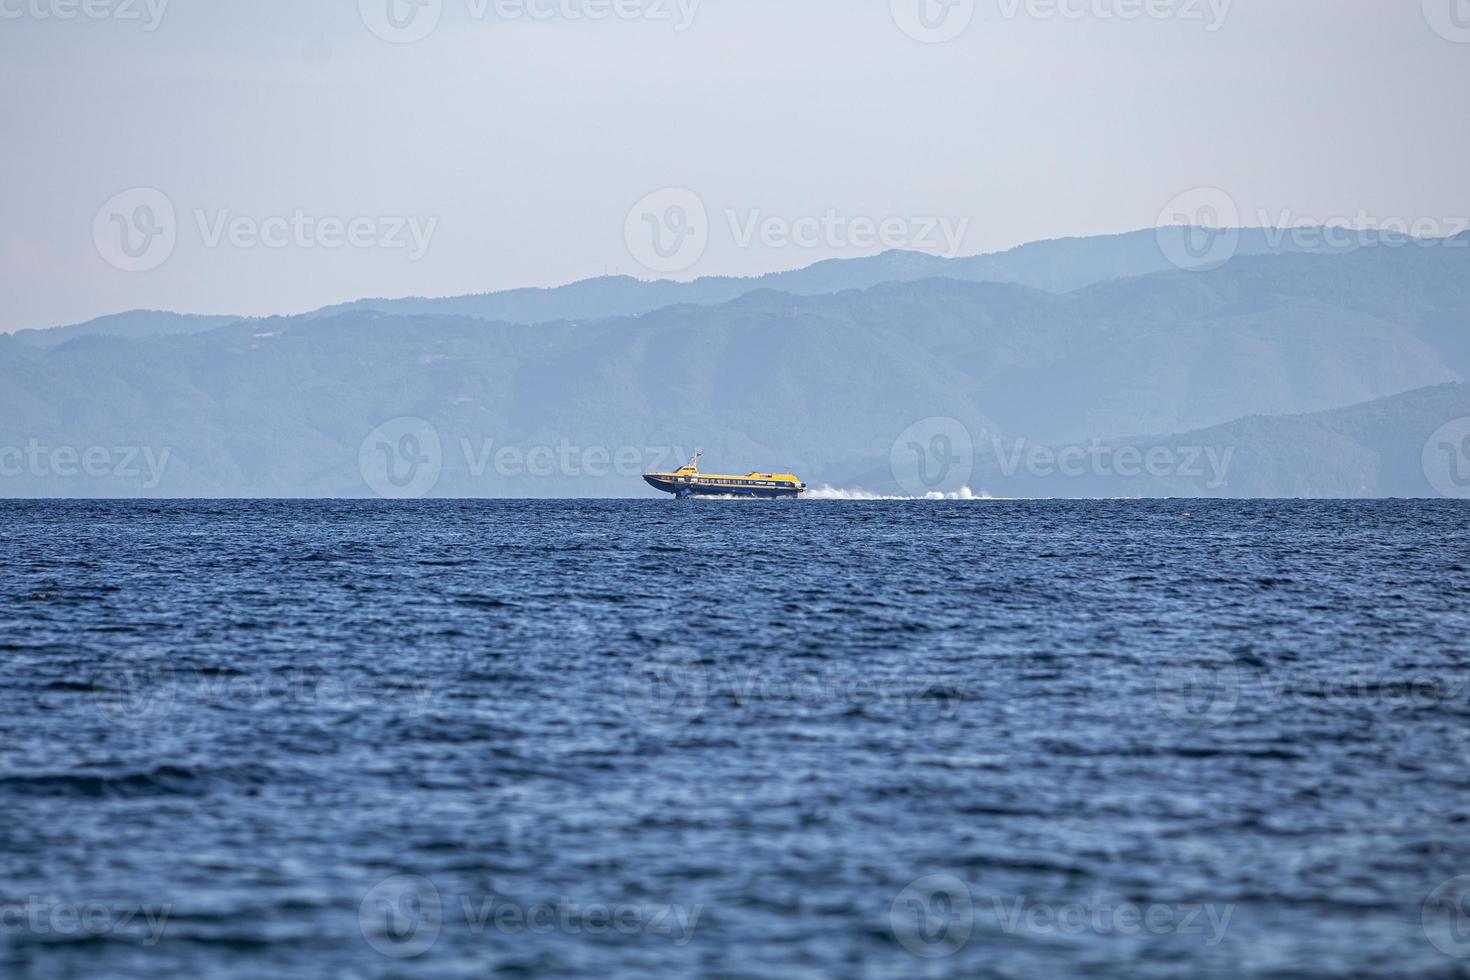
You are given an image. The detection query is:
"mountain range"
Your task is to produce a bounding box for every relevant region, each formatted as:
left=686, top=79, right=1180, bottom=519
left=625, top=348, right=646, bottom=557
left=3, top=227, right=1467, bottom=498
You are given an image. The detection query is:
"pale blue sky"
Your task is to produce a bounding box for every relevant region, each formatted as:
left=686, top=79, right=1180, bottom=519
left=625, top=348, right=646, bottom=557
left=2, top=0, right=1468, bottom=331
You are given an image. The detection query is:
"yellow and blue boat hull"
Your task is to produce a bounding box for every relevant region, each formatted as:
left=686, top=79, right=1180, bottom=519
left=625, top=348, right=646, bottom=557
left=643, top=468, right=806, bottom=500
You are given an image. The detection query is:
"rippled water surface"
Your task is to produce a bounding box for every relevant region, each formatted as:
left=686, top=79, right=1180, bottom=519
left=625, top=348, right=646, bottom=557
left=3, top=499, right=1470, bottom=978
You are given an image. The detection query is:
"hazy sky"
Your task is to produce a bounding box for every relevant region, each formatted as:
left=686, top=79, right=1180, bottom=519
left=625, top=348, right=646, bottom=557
left=2, top=0, right=1468, bottom=331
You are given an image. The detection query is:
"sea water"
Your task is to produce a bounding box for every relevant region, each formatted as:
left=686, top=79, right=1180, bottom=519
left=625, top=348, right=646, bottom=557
left=2, top=499, right=1469, bottom=978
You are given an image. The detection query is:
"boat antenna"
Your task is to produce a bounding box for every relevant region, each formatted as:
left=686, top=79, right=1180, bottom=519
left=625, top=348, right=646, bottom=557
left=689, top=449, right=702, bottom=470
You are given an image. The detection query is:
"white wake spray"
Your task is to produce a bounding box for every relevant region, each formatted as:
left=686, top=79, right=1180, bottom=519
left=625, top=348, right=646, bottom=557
left=804, top=485, right=992, bottom=501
